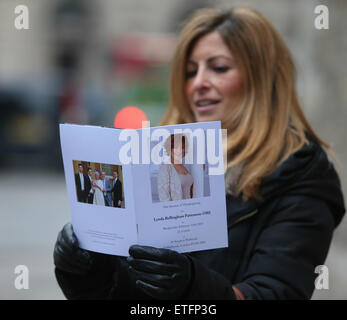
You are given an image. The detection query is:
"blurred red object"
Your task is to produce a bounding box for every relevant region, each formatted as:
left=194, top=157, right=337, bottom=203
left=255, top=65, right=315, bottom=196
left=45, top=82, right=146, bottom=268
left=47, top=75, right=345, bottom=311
left=114, top=106, right=148, bottom=129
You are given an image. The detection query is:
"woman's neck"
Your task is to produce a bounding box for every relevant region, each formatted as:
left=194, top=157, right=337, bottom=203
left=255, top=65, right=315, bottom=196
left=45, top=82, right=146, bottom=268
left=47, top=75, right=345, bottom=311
left=171, top=157, right=184, bottom=167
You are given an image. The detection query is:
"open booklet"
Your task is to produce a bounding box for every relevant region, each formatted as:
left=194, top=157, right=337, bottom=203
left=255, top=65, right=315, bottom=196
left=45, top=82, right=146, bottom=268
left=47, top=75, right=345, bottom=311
left=60, top=121, right=228, bottom=256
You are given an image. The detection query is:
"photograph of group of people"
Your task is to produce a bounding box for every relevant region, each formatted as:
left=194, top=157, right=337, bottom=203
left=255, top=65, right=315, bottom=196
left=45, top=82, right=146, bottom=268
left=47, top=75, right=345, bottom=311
left=151, top=133, right=210, bottom=203
left=73, top=160, right=124, bottom=208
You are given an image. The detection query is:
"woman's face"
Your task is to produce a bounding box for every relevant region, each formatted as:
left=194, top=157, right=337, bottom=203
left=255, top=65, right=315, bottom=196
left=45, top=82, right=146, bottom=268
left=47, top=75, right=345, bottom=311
left=171, top=140, right=185, bottom=164
left=185, top=31, right=244, bottom=123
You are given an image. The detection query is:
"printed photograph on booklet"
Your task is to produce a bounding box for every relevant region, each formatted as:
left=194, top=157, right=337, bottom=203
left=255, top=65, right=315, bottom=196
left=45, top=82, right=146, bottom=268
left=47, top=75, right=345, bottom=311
left=73, top=160, right=124, bottom=208
left=150, top=132, right=210, bottom=203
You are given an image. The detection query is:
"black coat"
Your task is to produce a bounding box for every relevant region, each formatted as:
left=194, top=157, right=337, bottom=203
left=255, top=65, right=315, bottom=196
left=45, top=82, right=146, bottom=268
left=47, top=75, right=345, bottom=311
left=75, top=173, right=90, bottom=202
left=56, top=139, right=345, bottom=299
left=112, top=179, right=122, bottom=206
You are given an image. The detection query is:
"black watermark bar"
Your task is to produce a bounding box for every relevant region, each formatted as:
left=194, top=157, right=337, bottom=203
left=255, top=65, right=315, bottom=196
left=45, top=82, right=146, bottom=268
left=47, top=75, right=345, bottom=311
left=1, top=300, right=345, bottom=319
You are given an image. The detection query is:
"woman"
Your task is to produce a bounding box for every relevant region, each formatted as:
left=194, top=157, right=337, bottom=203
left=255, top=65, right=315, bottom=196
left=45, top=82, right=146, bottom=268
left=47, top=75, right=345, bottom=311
left=157, top=133, right=194, bottom=201
left=92, top=170, right=105, bottom=206
left=54, top=7, right=345, bottom=299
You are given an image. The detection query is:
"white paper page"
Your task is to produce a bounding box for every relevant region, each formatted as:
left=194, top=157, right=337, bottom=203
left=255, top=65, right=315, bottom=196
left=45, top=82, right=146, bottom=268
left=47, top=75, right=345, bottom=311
left=133, top=121, right=228, bottom=253
left=60, top=124, right=137, bottom=256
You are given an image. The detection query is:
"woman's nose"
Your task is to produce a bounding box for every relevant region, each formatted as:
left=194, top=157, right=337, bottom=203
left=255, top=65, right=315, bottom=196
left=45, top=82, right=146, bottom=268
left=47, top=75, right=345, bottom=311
left=192, top=69, right=211, bottom=91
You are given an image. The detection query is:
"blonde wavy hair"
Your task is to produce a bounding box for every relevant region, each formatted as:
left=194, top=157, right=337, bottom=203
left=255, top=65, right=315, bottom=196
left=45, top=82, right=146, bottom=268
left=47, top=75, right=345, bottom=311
left=160, top=6, right=332, bottom=200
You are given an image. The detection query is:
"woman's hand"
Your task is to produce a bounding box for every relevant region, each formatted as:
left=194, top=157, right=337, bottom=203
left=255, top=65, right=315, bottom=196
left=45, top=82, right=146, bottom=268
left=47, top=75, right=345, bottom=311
left=127, top=245, right=193, bottom=299
left=53, top=223, right=93, bottom=275
left=54, top=223, right=120, bottom=300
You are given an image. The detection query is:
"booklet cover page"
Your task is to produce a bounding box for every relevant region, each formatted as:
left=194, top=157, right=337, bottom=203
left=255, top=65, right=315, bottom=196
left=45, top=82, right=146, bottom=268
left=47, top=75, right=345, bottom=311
left=133, top=121, right=228, bottom=253
left=60, top=121, right=228, bottom=256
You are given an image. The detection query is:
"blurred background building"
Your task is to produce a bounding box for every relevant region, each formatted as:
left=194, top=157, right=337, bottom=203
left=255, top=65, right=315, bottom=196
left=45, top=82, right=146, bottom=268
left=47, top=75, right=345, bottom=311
left=0, top=0, right=346, bottom=299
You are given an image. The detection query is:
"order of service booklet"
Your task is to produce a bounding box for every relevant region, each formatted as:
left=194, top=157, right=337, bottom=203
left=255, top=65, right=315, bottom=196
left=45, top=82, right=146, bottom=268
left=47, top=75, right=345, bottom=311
left=60, top=121, right=228, bottom=256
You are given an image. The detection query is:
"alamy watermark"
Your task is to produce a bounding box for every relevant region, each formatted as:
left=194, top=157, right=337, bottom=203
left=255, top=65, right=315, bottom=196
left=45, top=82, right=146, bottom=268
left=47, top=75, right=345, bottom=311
left=14, top=5, right=29, bottom=30
left=314, top=5, right=329, bottom=30
left=118, top=121, right=227, bottom=175
left=314, top=265, right=329, bottom=290
left=13, top=4, right=328, bottom=31
left=14, top=265, right=29, bottom=290
left=12, top=263, right=331, bottom=292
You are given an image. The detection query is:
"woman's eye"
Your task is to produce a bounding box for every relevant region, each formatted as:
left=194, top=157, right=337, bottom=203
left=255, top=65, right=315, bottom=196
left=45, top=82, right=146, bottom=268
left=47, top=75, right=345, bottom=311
left=213, top=66, right=229, bottom=73
left=185, top=70, right=197, bottom=78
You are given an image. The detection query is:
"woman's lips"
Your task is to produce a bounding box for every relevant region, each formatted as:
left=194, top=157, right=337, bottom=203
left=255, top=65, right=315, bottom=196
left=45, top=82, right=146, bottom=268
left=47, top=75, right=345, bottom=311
left=194, top=99, right=220, bottom=112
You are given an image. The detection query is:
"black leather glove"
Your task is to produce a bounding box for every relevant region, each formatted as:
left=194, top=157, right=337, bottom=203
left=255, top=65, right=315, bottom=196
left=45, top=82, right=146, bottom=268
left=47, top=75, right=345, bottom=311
left=127, top=245, right=193, bottom=299
left=53, top=223, right=93, bottom=275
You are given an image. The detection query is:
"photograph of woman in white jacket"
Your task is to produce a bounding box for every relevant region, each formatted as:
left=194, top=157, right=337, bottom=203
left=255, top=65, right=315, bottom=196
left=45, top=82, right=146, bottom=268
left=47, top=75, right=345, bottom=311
left=157, top=133, right=194, bottom=202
